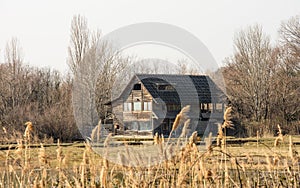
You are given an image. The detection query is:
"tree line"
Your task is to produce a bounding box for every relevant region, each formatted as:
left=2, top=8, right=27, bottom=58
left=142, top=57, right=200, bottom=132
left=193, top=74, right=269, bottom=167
left=222, top=15, right=299, bottom=136
left=0, top=40, right=79, bottom=141
left=0, top=15, right=299, bottom=141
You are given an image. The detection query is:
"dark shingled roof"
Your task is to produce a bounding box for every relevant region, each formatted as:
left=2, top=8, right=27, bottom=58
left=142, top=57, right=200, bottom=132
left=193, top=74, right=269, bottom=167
left=110, top=74, right=226, bottom=106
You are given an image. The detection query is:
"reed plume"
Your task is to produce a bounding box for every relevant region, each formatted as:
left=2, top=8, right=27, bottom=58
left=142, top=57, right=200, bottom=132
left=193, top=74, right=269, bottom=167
left=154, top=132, right=160, bottom=145
left=104, top=133, right=112, bottom=147
left=161, top=134, right=165, bottom=144
left=188, top=131, right=198, bottom=146
left=222, top=107, right=233, bottom=129
left=2, top=127, right=7, bottom=134
left=216, top=124, right=223, bottom=147
left=24, top=121, right=34, bottom=140
left=172, top=105, right=190, bottom=132
left=288, top=135, right=298, bottom=164
left=56, top=139, right=64, bottom=169
left=165, top=105, right=190, bottom=151
left=14, top=139, right=23, bottom=165
left=38, top=143, right=47, bottom=166
left=91, top=120, right=102, bottom=142
left=180, top=119, right=191, bottom=138
left=274, top=124, right=283, bottom=147
left=205, top=132, right=213, bottom=154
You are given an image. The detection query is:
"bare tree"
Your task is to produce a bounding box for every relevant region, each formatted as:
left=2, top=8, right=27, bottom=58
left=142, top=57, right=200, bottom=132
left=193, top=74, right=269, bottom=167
left=68, top=15, right=90, bottom=74
left=176, top=59, right=199, bottom=75
left=274, top=15, right=300, bottom=126
left=5, top=38, right=23, bottom=77
left=68, top=15, right=127, bottom=137
left=279, top=15, right=300, bottom=58
left=68, top=15, right=98, bottom=136
left=271, top=47, right=300, bottom=126
left=224, top=25, right=273, bottom=122
left=3, top=38, right=25, bottom=110
left=224, top=19, right=299, bottom=134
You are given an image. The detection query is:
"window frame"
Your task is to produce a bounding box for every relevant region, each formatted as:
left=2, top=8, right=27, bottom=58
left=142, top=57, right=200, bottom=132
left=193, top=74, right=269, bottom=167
left=143, top=101, right=152, bottom=111
left=124, top=102, right=132, bottom=112
left=133, top=101, right=142, bottom=111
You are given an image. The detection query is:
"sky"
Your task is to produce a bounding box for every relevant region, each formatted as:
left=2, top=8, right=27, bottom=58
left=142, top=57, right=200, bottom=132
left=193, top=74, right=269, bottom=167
left=0, top=0, right=299, bottom=74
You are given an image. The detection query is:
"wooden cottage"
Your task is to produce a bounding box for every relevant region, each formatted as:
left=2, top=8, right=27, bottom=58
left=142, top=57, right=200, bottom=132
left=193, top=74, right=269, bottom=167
left=104, top=74, right=227, bottom=137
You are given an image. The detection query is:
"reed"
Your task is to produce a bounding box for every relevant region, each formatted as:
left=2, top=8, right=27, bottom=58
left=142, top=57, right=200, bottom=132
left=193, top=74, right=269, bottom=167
left=274, top=124, right=284, bottom=147
left=0, top=120, right=299, bottom=187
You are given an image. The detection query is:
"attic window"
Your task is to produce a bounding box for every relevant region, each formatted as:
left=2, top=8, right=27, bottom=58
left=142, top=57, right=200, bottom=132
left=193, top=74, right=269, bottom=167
left=157, top=84, right=175, bottom=91
left=133, top=83, right=141, bottom=90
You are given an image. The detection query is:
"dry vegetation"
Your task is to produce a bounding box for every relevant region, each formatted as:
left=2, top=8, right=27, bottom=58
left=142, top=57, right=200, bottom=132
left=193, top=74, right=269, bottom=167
left=0, top=108, right=299, bottom=188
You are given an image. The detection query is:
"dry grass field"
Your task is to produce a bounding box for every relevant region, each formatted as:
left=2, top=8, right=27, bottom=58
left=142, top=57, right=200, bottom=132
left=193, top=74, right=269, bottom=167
left=0, top=110, right=299, bottom=187
left=0, top=131, right=299, bottom=187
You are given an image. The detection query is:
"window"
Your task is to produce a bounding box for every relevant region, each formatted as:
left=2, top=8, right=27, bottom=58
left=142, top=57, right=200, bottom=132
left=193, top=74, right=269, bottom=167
left=131, top=122, right=139, bottom=130
left=139, top=121, right=152, bottom=131
left=165, top=85, right=175, bottom=91
left=167, top=104, right=181, bottom=111
left=157, top=84, right=175, bottom=91
left=216, top=103, right=223, bottom=113
left=144, top=102, right=152, bottom=111
left=126, top=121, right=152, bottom=131
left=134, top=102, right=142, bottom=111
left=124, top=103, right=132, bottom=112
left=208, top=103, right=212, bottom=111
left=162, top=122, right=169, bottom=131
left=133, top=83, right=141, bottom=90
